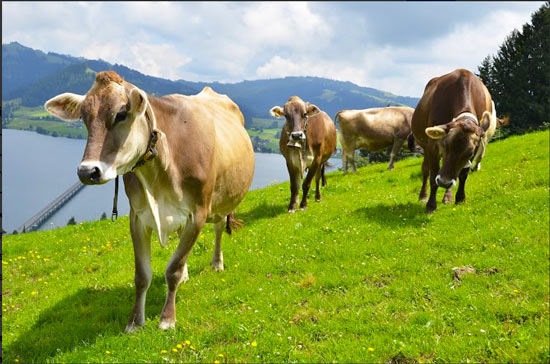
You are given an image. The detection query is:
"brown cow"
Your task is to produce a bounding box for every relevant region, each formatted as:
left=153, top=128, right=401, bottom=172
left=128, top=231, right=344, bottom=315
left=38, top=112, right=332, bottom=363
left=45, top=71, right=255, bottom=331
left=270, top=96, right=337, bottom=213
left=411, top=69, right=499, bottom=213
left=335, top=106, right=420, bottom=173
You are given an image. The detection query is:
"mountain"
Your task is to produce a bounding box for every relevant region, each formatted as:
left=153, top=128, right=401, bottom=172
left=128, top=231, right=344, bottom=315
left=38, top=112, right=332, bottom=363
left=2, top=42, right=420, bottom=125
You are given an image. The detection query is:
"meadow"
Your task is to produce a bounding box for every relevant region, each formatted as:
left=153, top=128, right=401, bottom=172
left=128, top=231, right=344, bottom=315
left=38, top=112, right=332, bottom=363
left=2, top=130, right=549, bottom=363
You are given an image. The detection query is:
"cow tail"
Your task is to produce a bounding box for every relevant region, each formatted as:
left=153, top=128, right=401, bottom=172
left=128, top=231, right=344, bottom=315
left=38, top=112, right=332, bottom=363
left=407, top=133, right=416, bottom=152
left=334, top=110, right=343, bottom=128
left=225, top=212, right=243, bottom=235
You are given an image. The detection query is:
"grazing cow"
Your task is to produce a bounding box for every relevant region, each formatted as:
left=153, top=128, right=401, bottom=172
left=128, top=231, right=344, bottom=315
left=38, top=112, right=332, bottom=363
left=45, top=71, right=255, bottom=331
left=335, top=106, right=420, bottom=173
left=411, top=68, right=500, bottom=213
left=270, top=96, right=337, bottom=213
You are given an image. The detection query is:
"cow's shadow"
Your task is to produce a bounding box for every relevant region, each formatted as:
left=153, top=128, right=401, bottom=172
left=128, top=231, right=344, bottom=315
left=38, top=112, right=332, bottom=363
left=4, top=275, right=166, bottom=363
left=353, top=201, right=429, bottom=227
left=237, top=201, right=287, bottom=225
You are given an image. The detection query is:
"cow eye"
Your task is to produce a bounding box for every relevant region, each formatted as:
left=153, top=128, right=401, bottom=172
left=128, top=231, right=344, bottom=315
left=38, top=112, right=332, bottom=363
left=114, top=110, right=127, bottom=124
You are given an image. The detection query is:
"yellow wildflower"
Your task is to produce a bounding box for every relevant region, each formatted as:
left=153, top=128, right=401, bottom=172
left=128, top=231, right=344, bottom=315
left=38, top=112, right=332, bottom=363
left=218, top=354, right=224, bottom=358
left=368, top=347, right=374, bottom=352
left=289, top=320, right=294, bottom=324
left=176, top=344, right=182, bottom=349
left=185, top=340, right=191, bottom=345
left=2, top=261, right=8, bottom=265
left=31, top=291, right=37, bottom=295
left=160, top=350, right=168, bottom=354
left=172, top=348, right=178, bottom=353
left=105, top=351, right=111, bottom=355
left=190, top=345, right=196, bottom=350
left=214, top=361, right=220, bottom=364
left=251, top=341, right=257, bottom=347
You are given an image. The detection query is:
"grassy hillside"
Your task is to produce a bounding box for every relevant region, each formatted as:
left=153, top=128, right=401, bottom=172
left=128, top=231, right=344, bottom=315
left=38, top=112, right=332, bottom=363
left=2, top=130, right=548, bottom=363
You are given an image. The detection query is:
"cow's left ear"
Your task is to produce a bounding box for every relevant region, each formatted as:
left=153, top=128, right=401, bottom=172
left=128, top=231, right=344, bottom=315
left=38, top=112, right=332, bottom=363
left=480, top=112, right=491, bottom=132
left=425, top=126, right=448, bottom=140
left=270, top=106, right=284, bottom=118
left=129, top=88, right=148, bottom=117
left=305, top=103, right=320, bottom=117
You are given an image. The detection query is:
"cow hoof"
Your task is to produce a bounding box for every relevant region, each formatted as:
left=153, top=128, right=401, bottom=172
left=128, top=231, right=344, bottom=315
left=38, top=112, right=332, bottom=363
left=442, top=198, right=451, bottom=204
left=211, top=261, right=224, bottom=271
left=425, top=205, right=436, bottom=214
left=159, top=320, right=176, bottom=331
left=419, top=196, right=428, bottom=202
left=124, top=323, right=144, bottom=334
left=315, top=198, right=321, bottom=202
left=299, top=206, right=307, bottom=211
left=288, top=209, right=295, bottom=214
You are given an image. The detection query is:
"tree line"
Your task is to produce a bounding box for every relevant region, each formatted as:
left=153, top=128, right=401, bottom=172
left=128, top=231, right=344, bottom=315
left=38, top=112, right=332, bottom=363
left=477, top=2, right=549, bottom=136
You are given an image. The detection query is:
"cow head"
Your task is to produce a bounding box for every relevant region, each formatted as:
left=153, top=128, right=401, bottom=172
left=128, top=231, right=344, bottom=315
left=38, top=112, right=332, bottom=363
left=270, top=96, right=320, bottom=148
left=425, top=113, right=491, bottom=188
left=45, top=71, right=152, bottom=184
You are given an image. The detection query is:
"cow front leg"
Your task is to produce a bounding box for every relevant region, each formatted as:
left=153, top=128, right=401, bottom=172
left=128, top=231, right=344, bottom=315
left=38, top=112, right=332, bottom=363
left=300, top=159, right=321, bottom=210
left=125, top=209, right=153, bottom=333
left=286, top=162, right=301, bottom=213
left=419, top=157, right=429, bottom=202
left=159, top=209, right=206, bottom=330
left=455, top=167, right=470, bottom=205
left=425, top=151, right=440, bottom=213
left=387, top=138, right=403, bottom=170
left=211, top=219, right=225, bottom=271
left=442, top=187, right=453, bottom=204
left=349, top=152, right=357, bottom=173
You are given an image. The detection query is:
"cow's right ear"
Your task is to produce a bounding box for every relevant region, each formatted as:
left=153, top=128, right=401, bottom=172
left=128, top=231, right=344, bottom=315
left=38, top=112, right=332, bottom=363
left=44, top=93, right=84, bottom=121
left=269, top=106, right=284, bottom=118
left=425, top=126, right=448, bottom=140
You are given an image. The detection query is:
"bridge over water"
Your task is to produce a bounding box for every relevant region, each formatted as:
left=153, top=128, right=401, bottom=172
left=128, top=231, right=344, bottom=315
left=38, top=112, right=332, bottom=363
left=16, top=181, right=85, bottom=233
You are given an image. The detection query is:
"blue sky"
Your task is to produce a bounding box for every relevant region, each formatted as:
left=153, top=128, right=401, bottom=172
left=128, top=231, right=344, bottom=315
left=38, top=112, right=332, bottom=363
left=2, top=1, right=543, bottom=97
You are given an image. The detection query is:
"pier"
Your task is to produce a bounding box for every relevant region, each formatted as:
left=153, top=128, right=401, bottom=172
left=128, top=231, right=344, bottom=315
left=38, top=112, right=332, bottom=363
left=17, top=181, right=85, bottom=233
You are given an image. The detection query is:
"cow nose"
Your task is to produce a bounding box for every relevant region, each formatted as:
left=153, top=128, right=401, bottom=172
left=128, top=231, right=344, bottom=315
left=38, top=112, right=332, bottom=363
left=77, top=164, right=102, bottom=184
left=435, top=175, right=456, bottom=189
left=290, top=131, right=305, bottom=140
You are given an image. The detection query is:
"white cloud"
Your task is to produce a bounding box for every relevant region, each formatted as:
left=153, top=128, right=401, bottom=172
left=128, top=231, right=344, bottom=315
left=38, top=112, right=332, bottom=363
left=2, top=1, right=544, bottom=96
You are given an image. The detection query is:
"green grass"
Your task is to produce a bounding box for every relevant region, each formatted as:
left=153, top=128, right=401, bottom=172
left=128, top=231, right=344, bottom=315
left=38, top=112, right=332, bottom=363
left=2, top=130, right=549, bottom=363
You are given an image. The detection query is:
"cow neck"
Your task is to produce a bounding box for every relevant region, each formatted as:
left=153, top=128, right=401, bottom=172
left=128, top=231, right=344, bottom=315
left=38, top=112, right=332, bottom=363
left=131, top=106, right=161, bottom=171
left=452, top=112, right=478, bottom=125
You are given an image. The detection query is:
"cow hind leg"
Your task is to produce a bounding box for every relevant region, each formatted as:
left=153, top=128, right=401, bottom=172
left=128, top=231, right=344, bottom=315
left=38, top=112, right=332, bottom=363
left=321, top=163, right=327, bottom=187
left=388, top=138, right=403, bottom=170
left=159, top=209, right=206, bottom=330
left=125, top=209, right=153, bottom=333
left=300, top=159, right=321, bottom=210
left=211, top=219, right=225, bottom=271
left=315, top=165, right=323, bottom=202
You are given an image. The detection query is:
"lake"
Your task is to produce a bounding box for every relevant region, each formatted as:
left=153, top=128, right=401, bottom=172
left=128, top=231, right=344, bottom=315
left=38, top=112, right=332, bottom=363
left=2, top=129, right=340, bottom=233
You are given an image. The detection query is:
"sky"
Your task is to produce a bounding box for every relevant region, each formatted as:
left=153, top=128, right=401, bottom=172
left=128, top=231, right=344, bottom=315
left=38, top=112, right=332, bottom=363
left=2, top=1, right=544, bottom=97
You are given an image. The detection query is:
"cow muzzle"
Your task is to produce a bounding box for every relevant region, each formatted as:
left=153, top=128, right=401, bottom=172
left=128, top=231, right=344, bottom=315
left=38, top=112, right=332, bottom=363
left=77, top=161, right=115, bottom=185
left=435, top=175, right=456, bottom=189
left=287, top=131, right=306, bottom=148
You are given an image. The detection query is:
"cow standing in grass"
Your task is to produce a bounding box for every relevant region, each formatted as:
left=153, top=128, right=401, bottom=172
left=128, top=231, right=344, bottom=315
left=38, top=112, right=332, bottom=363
left=411, top=68, right=502, bottom=213
left=335, top=106, right=420, bottom=173
left=45, top=71, right=255, bottom=332
left=270, top=96, right=337, bottom=213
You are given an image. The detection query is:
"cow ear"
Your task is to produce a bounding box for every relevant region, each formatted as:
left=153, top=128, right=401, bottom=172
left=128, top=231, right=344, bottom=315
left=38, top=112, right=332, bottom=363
left=270, top=106, right=284, bottom=118
left=129, top=88, right=147, bottom=117
left=425, top=126, right=448, bottom=140
left=305, top=103, right=320, bottom=117
left=44, top=93, right=84, bottom=121
left=480, top=112, right=492, bottom=132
